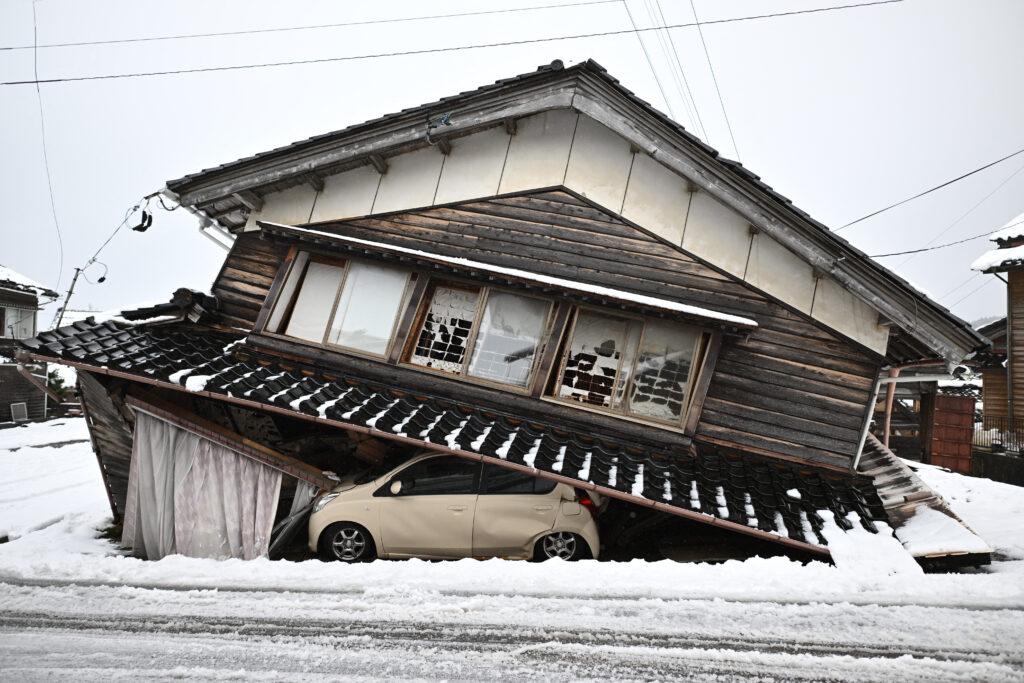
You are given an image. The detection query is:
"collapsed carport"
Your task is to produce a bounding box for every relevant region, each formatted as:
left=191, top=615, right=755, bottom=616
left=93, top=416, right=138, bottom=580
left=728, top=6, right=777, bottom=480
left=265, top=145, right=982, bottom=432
left=19, top=317, right=891, bottom=563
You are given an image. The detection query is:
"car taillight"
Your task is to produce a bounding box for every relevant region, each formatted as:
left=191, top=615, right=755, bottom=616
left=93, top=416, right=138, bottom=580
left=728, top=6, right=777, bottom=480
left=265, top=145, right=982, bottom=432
left=579, top=492, right=599, bottom=520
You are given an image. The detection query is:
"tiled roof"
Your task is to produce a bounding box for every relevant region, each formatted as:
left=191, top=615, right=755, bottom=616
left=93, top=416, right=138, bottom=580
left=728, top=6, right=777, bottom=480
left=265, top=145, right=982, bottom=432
left=21, top=319, right=887, bottom=552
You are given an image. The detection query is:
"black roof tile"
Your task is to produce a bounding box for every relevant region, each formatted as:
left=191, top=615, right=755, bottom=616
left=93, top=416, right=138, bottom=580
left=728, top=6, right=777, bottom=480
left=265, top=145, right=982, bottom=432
left=22, top=319, right=888, bottom=550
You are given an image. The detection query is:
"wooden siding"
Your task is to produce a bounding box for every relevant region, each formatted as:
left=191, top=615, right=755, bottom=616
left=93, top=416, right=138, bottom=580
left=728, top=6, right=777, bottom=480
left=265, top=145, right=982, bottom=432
left=210, top=234, right=290, bottom=328
left=1010, top=270, right=1024, bottom=419
left=77, top=372, right=134, bottom=519
left=270, top=190, right=878, bottom=468
left=0, top=365, right=47, bottom=421
left=982, top=369, right=1008, bottom=424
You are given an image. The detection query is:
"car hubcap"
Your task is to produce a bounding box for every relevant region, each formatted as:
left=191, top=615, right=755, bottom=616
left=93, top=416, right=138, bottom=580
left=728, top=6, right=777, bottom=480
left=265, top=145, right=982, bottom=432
left=332, top=528, right=366, bottom=561
left=543, top=532, right=576, bottom=559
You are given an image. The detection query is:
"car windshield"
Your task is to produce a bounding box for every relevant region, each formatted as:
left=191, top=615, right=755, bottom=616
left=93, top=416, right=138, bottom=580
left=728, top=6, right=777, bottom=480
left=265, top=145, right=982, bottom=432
left=353, top=454, right=407, bottom=485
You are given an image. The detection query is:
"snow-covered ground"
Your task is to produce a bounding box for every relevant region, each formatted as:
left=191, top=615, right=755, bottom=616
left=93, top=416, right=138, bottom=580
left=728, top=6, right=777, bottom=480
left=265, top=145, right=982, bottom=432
left=2, top=419, right=1023, bottom=681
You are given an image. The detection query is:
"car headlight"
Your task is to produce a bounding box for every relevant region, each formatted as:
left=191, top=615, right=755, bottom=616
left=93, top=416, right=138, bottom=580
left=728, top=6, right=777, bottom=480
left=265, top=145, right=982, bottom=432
left=313, top=492, right=340, bottom=513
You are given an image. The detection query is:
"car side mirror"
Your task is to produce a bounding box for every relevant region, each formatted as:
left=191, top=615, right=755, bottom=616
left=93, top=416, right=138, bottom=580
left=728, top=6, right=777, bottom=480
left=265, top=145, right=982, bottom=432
left=390, top=480, right=403, bottom=496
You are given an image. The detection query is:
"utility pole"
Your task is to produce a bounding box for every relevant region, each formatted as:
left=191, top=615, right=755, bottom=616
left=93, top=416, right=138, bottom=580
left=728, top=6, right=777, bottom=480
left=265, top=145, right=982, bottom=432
left=53, top=267, right=82, bottom=329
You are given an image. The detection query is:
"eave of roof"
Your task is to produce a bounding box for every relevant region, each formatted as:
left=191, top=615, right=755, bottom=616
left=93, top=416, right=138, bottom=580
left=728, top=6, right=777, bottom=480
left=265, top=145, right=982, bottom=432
left=164, top=59, right=986, bottom=366
left=259, top=220, right=758, bottom=331
left=20, top=318, right=895, bottom=557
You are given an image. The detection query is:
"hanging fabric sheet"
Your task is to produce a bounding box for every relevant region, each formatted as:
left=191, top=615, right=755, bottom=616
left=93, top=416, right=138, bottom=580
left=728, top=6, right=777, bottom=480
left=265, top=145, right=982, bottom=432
left=122, top=410, right=282, bottom=560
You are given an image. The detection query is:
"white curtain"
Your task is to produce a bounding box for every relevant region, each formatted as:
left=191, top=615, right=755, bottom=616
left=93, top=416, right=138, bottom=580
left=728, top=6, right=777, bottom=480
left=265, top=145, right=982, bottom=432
left=122, top=411, right=282, bottom=561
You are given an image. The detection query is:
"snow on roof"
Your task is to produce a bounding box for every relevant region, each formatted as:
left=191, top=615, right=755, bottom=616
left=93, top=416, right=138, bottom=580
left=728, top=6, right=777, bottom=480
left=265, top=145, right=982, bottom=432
left=0, top=265, right=57, bottom=299
left=972, top=243, right=1024, bottom=272
left=990, top=211, right=1024, bottom=243
left=896, top=505, right=991, bottom=557
left=260, top=222, right=758, bottom=329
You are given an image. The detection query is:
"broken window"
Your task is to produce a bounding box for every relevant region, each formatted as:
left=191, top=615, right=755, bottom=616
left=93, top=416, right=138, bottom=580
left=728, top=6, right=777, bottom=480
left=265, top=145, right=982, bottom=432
left=556, top=310, right=704, bottom=426
left=267, top=252, right=412, bottom=356
left=407, top=283, right=551, bottom=389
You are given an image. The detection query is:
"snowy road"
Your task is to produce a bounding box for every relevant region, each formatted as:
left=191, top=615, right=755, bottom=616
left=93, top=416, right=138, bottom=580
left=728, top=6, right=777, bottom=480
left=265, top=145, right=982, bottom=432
left=3, top=420, right=1024, bottom=681
left=2, top=577, right=1023, bottom=681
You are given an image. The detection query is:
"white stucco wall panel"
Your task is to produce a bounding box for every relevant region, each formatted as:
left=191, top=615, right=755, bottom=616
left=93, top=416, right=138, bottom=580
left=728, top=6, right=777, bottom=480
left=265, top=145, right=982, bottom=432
left=371, top=146, right=446, bottom=215
left=620, top=154, right=692, bottom=246
left=309, top=165, right=381, bottom=223
left=812, top=276, right=890, bottom=355
left=563, top=116, right=634, bottom=212
left=680, top=191, right=752, bottom=277
left=245, top=184, right=319, bottom=230
left=434, top=127, right=511, bottom=205
left=497, top=110, right=578, bottom=194
left=745, top=234, right=816, bottom=314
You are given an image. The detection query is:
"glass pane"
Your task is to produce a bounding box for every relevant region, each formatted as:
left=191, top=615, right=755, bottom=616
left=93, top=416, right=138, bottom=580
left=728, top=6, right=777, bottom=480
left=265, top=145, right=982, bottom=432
left=482, top=464, right=536, bottom=494
left=328, top=261, right=410, bottom=355
left=409, top=286, right=480, bottom=373
left=267, top=252, right=309, bottom=333
left=468, top=292, right=549, bottom=387
left=283, top=261, right=345, bottom=342
left=397, top=457, right=479, bottom=496
left=628, top=321, right=698, bottom=422
left=558, top=312, right=628, bottom=408
left=610, top=320, right=643, bottom=411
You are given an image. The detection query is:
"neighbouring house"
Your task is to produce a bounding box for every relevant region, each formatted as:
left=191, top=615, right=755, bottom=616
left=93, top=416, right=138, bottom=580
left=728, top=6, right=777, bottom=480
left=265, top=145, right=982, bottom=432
left=1, top=265, right=58, bottom=423
left=19, top=60, right=993, bottom=567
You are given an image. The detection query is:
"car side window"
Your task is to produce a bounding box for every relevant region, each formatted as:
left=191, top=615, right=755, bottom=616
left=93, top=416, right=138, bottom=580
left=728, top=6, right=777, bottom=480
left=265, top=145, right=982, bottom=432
left=482, top=464, right=557, bottom=494
left=394, top=457, right=480, bottom=496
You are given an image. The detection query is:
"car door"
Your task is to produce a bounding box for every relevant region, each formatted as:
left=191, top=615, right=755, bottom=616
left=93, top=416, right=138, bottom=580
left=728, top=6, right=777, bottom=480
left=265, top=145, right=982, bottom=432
left=472, top=464, right=560, bottom=558
left=378, top=456, right=480, bottom=558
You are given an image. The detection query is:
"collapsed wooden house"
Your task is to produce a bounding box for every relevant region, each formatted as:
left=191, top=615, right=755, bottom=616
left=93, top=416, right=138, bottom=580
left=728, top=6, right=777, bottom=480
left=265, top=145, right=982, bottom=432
left=19, top=60, right=993, bottom=566
left=1, top=265, right=58, bottom=423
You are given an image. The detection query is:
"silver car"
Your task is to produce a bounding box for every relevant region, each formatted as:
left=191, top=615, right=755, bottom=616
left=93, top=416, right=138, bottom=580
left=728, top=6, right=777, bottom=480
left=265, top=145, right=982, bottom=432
left=309, top=453, right=600, bottom=562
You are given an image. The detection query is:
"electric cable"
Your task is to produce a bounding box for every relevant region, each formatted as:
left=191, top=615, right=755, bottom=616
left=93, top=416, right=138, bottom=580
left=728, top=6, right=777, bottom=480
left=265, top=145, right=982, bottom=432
left=836, top=146, right=1024, bottom=231
left=32, top=0, right=64, bottom=292
left=869, top=229, right=998, bottom=258
left=689, top=0, right=740, bottom=160
left=0, top=0, right=620, bottom=51
left=654, top=0, right=708, bottom=140
left=622, top=0, right=676, bottom=120
left=2, top=1, right=905, bottom=87
left=946, top=275, right=997, bottom=308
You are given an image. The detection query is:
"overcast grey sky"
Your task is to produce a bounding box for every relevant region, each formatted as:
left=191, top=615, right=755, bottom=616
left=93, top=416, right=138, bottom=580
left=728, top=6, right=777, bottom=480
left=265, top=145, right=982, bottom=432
left=1, top=0, right=1020, bottom=328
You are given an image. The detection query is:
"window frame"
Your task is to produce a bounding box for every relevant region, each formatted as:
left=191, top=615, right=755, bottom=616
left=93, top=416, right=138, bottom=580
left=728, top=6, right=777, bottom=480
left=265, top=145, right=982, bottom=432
left=260, top=249, right=416, bottom=361
left=400, top=278, right=556, bottom=394
left=548, top=306, right=711, bottom=430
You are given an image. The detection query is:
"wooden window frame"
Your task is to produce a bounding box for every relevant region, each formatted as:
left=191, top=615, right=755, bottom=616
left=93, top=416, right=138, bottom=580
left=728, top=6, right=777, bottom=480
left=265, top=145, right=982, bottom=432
left=257, top=248, right=416, bottom=362
left=546, top=306, right=714, bottom=433
left=400, top=279, right=556, bottom=395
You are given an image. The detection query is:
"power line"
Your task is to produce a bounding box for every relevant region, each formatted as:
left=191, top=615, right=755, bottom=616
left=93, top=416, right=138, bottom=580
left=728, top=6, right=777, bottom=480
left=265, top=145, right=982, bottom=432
left=2, top=1, right=905, bottom=87
left=870, top=229, right=996, bottom=258
left=32, top=0, right=63, bottom=292
left=946, top=275, right=997, bottom=309
left=689, top=0, right=741, bottom=160
left=653, top=0, right=708, bottom=140
left=835, top=146, right=1024, bottom=231
left=936, top=272, right=982, bottom=301
left=622, top=0, right=676, bottom=120
left=0, top=0, right=620, bottom=51
left=894, top=158, right=1024, bottom=268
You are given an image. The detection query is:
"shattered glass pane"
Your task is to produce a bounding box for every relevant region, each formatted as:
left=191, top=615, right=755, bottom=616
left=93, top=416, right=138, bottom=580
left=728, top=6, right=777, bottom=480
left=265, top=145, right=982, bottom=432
left=468, top=292, right=549, bottom=387
left=409, top=286, right=480, bottom=373
left=284, top=261, right=344, bottom=343
left=627, top=320, right=697, bottom=422
left=328, top=261, right=410, bottom=355
left=558, top=312, right=628, bottom=407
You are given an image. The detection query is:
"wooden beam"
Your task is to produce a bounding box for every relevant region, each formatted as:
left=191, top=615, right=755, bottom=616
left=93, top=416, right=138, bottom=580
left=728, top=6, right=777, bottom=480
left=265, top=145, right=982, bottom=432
left=684, top=332, right=722, bottom=436
left=503, top=117, right=518, bottom=136
left=124, top=391, right=337, bottom=491
left=231, top=190, right=264, bottom=212
left=305, top=173, right=325, bottom=192
left=435, top=137, right=452, bottom=156
left=368, top=153, right=388, bottom=175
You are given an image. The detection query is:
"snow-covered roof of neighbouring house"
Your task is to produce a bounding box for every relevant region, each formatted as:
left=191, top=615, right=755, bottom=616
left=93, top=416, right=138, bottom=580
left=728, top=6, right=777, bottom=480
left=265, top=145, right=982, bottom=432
left=989, top=211, right=1024, bottom=244
left=0, top=265, right=58, bottom=299
left=259, top=221, right=758, bottom=330
left=972, top=243, right=1024, bottom=273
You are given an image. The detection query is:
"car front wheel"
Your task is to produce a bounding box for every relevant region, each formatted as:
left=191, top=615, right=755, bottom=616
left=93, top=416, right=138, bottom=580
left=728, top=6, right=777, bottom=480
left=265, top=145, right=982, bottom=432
left=320, top=522, right=376, bottom=562
left=535, top=532, right=587, bottom=561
